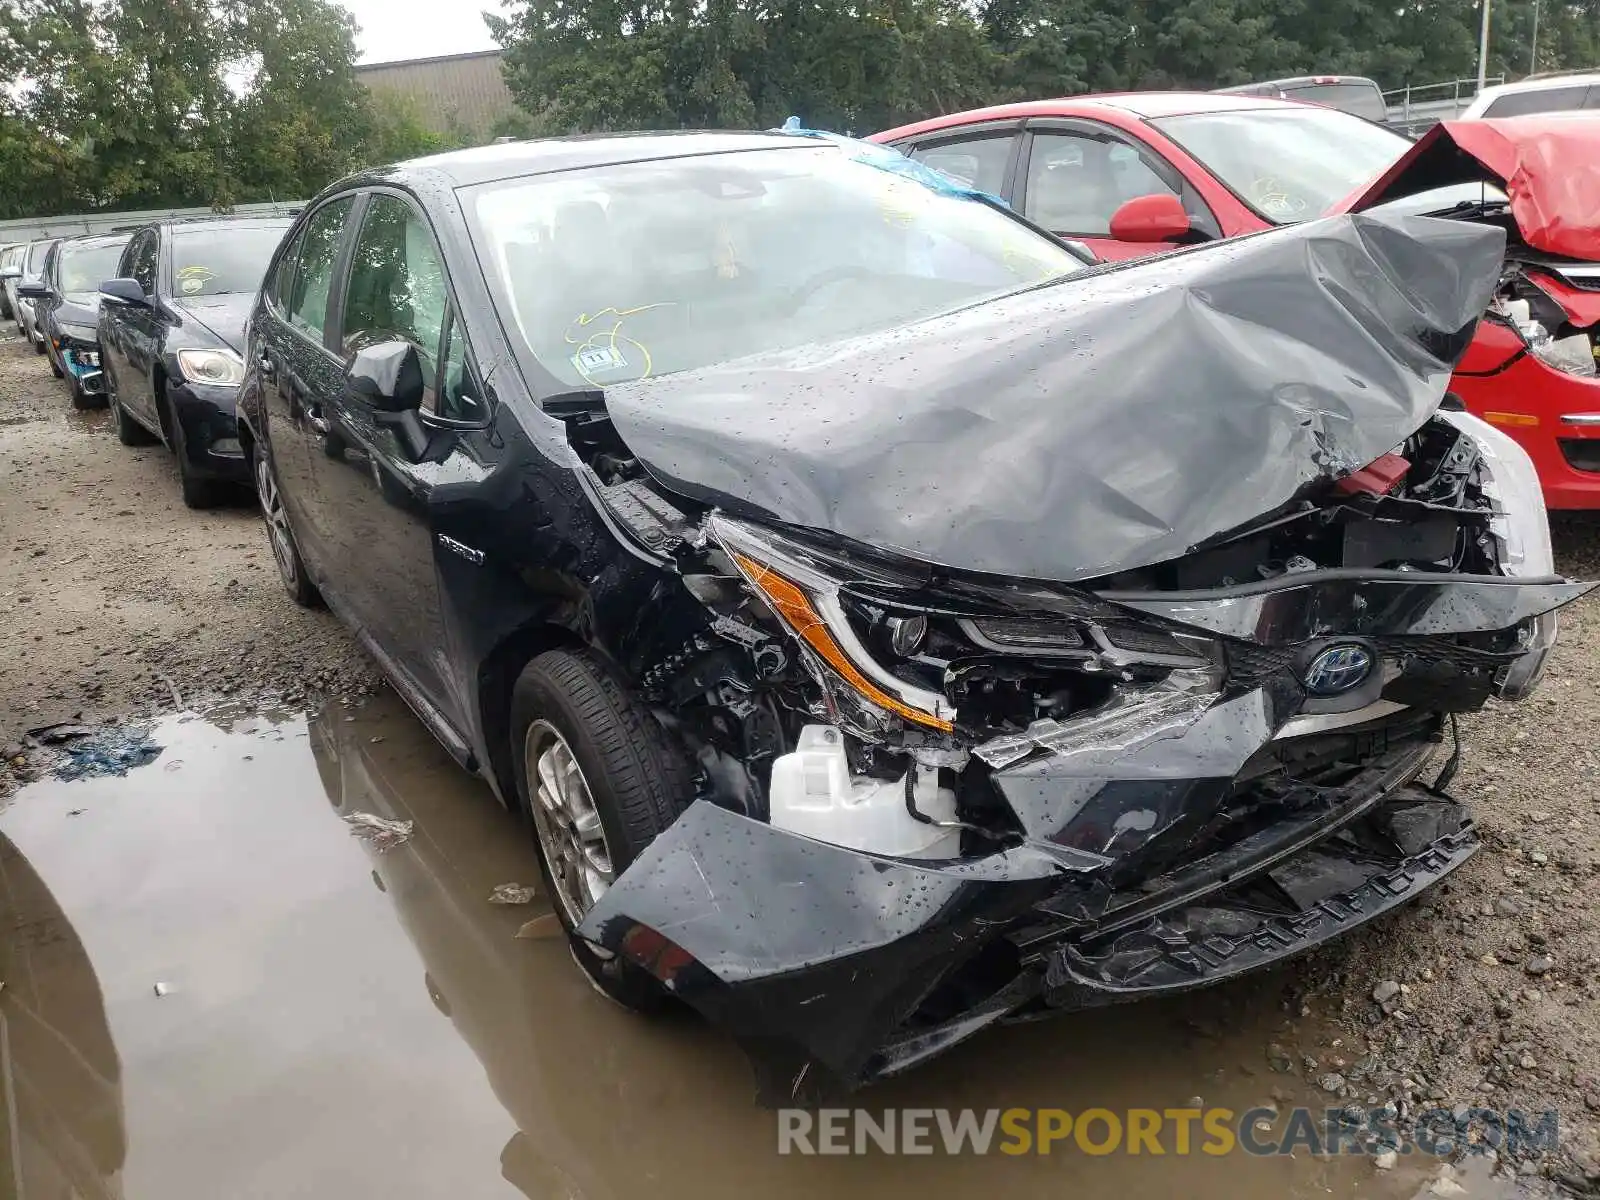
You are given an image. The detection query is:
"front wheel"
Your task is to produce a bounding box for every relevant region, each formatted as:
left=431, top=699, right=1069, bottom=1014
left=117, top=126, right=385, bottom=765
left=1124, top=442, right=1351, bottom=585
left=511, top=648, right=693, bottom=1010
left=253, top=442, right=321, bottom=608
left=107, top=377, right=155, bottom=445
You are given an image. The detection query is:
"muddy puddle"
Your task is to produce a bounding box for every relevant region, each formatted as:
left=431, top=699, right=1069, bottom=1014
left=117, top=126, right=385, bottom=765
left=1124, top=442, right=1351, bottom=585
left=0, top=695, right=1481, bottom=1199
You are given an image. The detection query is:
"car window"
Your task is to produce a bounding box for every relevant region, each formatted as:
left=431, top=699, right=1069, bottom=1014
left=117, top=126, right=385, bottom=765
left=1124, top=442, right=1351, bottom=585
left=340, top=194, right=448, bottom=370
left=129, top=233, right=158, bottom=294
left=1024, top=132, right=1180, bottom=236
left=59, top=238, right=131, bottom=294
left=469, top=143, right=1085, bottom=389
left=1151, top=106, right=1412, bottom=222
left=1483, top=85, right=1590, bottom=117
left=1279, top=82, right=1388, bottom=123
left=435, top=310, right=486, bottom=422
left=267, top=228, right=304, bottom=314
left=287, top=197, right=354, bottom=342
left=24, top=241, right=53, bottom=275
left=171, top=225, right=291, bottom=297
left=908, top=134, right=1013, bottom=193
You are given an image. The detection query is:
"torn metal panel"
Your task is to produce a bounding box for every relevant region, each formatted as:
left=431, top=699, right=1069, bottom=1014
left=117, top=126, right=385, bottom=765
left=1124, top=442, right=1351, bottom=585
left=605, top=211, right=1503, bottom=582
left=1344, top=116, right=1600, bottom=261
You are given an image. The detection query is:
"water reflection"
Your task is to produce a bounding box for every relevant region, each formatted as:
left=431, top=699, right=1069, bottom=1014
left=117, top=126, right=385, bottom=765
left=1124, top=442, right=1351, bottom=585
left=0, top=829, right=125, bottom=1198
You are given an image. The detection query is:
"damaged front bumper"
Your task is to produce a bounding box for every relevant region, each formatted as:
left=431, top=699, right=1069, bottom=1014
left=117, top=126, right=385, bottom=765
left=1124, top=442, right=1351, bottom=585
left=579, top=704, right=1480, bottom=1099
left=578, top=567, right=1586, bottom=1098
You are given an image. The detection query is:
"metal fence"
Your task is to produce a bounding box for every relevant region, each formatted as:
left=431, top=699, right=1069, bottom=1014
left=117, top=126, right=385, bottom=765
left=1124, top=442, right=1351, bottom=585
left=0, top=200, right=304, bottom=245
left=1384, top=76, right=1505, bottom=135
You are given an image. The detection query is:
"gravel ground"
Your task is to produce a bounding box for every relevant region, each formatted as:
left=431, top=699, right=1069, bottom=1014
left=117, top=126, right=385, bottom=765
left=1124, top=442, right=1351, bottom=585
left=5, top=329, right=1600, bottom=1191
left=1284, top=513, right=1600, bottom=1194
left=0, top=335, right=378, bottom=786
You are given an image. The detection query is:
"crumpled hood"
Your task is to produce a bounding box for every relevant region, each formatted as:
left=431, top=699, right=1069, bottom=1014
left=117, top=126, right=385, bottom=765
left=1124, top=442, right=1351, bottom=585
left=171, top=292, right=251, bottom=353
left=1344, top=116, right=1600, bottom=261
left=606, top=211, right=1504, bottom=582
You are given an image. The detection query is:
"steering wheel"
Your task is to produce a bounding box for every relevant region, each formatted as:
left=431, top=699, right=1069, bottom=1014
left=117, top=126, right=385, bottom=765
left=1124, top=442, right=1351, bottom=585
left=780, top=266, right=879, bottom=315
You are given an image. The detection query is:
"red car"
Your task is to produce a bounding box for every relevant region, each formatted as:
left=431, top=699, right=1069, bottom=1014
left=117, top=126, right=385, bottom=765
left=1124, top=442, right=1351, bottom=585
left=872, top=95, right=1600, bottom=509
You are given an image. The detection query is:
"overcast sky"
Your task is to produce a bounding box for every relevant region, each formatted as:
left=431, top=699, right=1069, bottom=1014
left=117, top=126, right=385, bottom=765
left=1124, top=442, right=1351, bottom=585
left=338, top=0, right=503, bottom=65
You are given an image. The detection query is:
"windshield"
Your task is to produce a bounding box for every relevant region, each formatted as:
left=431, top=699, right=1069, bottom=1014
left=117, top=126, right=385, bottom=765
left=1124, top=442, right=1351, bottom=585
left=170, top=224, right=291, bottom=297
left=1152, top=107, right=1412, bottom=222
left=468, top=144, right=1086, bottom=389
left=25, top=241, right=53, bottom=273
left=59, top=239, right=129, bottom=294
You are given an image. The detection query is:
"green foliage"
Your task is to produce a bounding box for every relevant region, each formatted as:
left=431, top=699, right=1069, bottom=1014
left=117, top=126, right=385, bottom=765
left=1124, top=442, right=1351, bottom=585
left=0, top=0, right=470, bottom=218
left=3, top=0, right=1600, bottom=221
left=493, top=0, right=1600, bottom=133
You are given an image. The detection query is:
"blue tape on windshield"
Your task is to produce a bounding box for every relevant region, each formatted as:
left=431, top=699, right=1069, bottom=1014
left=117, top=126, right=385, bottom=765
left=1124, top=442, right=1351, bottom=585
left=774, top=115, right=1010, bottom=209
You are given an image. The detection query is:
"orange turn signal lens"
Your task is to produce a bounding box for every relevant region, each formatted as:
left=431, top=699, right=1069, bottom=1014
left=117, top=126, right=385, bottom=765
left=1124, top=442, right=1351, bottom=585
left=1484, top=411, right=1540, bottom=428
left=732, top=553, right=954, bottom=732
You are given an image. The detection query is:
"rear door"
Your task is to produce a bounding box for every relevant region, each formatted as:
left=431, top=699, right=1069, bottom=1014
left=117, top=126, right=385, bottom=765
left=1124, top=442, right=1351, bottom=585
left=255, top=195, right=359, bottom=579
left=1015, top=120, right=1222, bottom=261
left=307, top=188, right=467, bottom=721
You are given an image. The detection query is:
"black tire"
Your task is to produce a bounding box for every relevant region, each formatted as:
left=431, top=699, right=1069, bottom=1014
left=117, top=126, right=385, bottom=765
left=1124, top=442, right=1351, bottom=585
left=107, top=379, right=155, bottom=445
left=162, top=388, right=222, bottom=509
left=253, top=441, right=321, bottom=608
left=31, top=332, right=45, bottom=355
left=511, top=648, right=693, bottom=1010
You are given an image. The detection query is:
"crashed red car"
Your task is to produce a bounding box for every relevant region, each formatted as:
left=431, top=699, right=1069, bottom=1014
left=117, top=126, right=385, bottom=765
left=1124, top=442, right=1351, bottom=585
left=872, top=101, right=1600, bottom=509
left=1343, top=117, right=1600, bottom=511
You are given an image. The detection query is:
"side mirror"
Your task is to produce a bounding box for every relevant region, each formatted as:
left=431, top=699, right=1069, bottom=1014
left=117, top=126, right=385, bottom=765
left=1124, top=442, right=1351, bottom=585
left=16, top=282, right=51, bottom=300
left=1108, top=193, right=1193, bottom=244
left=100, top=278, right=148, bottom=306
left=344, top=340, right=424, bottom=414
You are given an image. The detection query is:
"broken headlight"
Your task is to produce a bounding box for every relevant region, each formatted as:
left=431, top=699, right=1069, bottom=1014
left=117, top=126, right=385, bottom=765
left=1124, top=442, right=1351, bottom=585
left=1494, top=296, right=1597, bottom=378
left=711, top=514, right=956, bottom=733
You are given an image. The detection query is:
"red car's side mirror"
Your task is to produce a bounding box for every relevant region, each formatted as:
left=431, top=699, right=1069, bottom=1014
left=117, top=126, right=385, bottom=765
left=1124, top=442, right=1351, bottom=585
left=1109, top=193, right=1193, bottom=243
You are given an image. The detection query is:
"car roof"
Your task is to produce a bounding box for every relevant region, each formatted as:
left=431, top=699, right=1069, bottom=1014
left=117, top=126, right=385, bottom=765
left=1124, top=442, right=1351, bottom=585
left=155, top=214, right=297, bottom=232
left=1477, top=72, right=1600, bottom=99
left=370, top=130, right=816, bottom=190
left=1221, top=75, right=1380, bottom=89
left=59, top=233, right=130, bottom=250
left=871, top=91, right=1306, bottom=141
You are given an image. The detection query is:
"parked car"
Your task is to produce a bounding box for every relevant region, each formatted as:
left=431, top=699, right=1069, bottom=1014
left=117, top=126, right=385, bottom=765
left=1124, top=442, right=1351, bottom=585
left=20, top=233, right=132, bottom=407
left=0, top=243, right=27, bottom=323
left=872, top=96, right=1600, bottom=509
left=238, top=131, right=1586, bottom=1093
left=1214, top=74, right=1388, bottom=122
left=0, top=244, right=19, bottom=321
left=98, top=215, right=295, bottom=507
left=1460, top=71, right=1600, bottom=119
left=13, top=238, right=60, bottom=352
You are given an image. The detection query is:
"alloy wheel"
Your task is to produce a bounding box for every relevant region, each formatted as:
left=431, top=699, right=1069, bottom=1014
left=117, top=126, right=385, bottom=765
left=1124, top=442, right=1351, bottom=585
left=524, top=719, right=614, bottom=927
left=255, top=452, right=299, bottom=592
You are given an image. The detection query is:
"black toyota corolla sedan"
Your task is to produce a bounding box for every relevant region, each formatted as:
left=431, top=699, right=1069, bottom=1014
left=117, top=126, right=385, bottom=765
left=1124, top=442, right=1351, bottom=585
left=239, top=131, right=1590, bottom=1096
left=99, top=214, right=295, bottom=507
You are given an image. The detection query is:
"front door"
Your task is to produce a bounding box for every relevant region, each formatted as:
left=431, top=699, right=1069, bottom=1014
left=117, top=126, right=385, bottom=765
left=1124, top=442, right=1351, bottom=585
left=307, top=190, right=460, bottom=721
left=1017, top=126, right=1220, bottom=262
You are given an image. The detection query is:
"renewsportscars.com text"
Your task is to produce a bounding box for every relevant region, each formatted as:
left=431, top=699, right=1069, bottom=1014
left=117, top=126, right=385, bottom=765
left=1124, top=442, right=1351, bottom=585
left=776, top=1106, right=1559, bottom=1157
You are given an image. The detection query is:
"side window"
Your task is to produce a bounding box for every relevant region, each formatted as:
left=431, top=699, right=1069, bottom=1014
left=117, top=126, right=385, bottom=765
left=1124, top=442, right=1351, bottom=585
left=435, top=310, right=486, bottom=422
left=267, top=229, right=304, bottom=314
left=908, top=133, right=1014, bottom=193
left=339, top=194, right=448, bottom=371
left=287, top=197, right=354, bottom=341
left=129, top=233, right=158, bottom=294
left=1024, top=131, right=1182, bottom=237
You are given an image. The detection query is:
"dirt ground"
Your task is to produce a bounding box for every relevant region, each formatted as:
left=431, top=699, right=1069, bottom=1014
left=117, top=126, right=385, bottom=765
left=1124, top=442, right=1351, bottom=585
left=0, top=334, right=379, bottom=755
left=6, top=329, right=1600, bottom=1193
